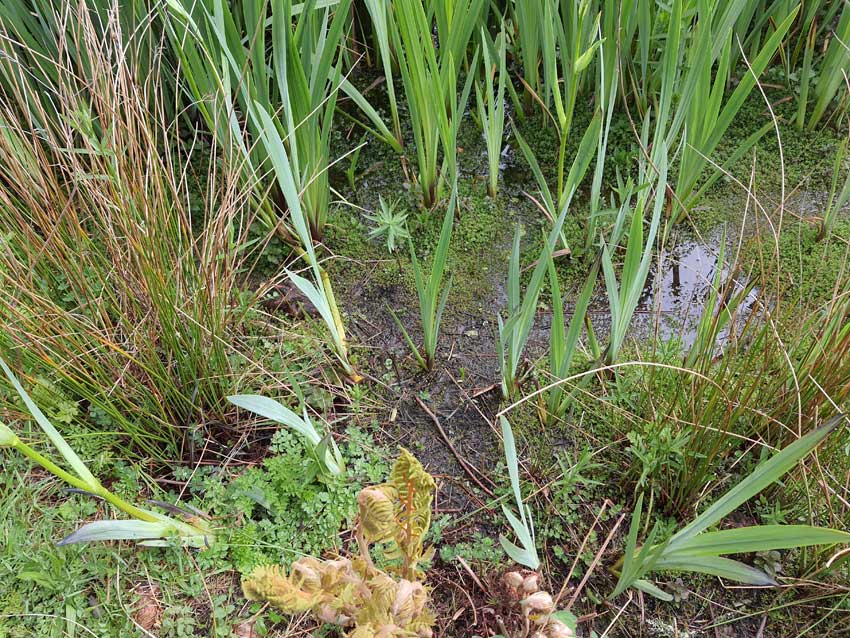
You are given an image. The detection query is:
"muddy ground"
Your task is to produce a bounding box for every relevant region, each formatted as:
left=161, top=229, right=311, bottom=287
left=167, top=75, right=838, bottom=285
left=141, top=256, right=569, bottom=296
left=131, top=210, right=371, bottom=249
left=325, top=201, right=812, bottom=636
left=264, top=87, right=850, bottom=636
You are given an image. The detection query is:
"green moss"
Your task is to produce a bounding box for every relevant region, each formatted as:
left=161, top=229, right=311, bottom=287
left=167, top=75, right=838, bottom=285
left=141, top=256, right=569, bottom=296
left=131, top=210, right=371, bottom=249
left=453, top=179, right=509, bottom=251
left=439, top=533, right=505, bottom=566
left=746, top=216, right=850, bottom=307
left=719, top=90, right=845, bottom=193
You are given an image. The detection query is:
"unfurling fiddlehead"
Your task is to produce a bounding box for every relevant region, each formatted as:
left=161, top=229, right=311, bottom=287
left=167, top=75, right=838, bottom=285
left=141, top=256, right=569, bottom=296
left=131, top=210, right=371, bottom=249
left=242, top=449, right=436, bottom=637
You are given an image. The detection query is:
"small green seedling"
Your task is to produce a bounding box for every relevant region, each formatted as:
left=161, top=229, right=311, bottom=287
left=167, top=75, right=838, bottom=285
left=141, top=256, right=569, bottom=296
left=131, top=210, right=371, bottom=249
left=365, top=196, right=410, bottom=254
left=389, top=189, right=456, bottom=371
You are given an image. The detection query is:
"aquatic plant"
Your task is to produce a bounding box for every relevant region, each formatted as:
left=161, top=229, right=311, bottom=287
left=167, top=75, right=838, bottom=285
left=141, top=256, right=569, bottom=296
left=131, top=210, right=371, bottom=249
left=540, top=0, right=601, bottom=212
left=166, top=0, right=361, bottom=380
left=650, top=241, right=759, bottom=512
left=475, top=25, right=507, bottom=198
left=670, top=3, right=798, bottom=218
left=0, top=0, right=163, bottom=120
left=807, top=2, right=850, bottom=129
left=820, top=135, right=850, bottom=240
left=166, top=0, right=336, bottom=239
left=390, top=0, right=482, bottom=207
left=498, top=226, right=547, bottom=398
left=600, top=139, right=668, bottom=366
left=166, top=0, right=398, bottom=238
left=389, top=192, right=456, bottom=371
left=499, top=116, right=602, bottom=395
left=509, top=0, right=544, bottom=113
left=362, top=0, right=404, bottom=148
left=3, top=0, right=850, bottom=632
left=544, top=254, right=599, bottom=424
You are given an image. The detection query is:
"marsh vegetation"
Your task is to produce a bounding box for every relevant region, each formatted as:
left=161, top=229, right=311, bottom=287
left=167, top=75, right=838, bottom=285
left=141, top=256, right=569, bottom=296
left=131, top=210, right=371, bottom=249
left=1, top=1, right=850, bottom=636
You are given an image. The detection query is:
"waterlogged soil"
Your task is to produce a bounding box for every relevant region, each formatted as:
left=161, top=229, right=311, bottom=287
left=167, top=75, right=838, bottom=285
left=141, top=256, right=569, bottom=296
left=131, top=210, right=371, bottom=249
left=324, top=181, right=798, bottom=638
left=313, top=89, right=850, bottom=636
left=333, top=205, right=838, bottom=636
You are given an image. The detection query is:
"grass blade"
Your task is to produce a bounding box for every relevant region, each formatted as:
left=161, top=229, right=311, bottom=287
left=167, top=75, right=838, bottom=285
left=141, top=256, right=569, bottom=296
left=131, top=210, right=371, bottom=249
left=666, top=526, right=850, bottom=558
left=499, top=415, right=540, bottom=570
left=669, top=415, right=843, bottom=548
left=653, top=556, right=777, bottom=586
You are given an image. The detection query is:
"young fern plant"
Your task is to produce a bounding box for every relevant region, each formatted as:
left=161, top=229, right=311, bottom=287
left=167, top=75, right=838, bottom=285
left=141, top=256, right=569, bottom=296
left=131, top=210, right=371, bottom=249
left=389, top=192, right=456, bottom=371
left=0, top=356, right=212, bottom=548
left=610, top=415, right=850, bottom=601
left=498, top=416, right=540, bottom=570
left=475, top=25, right=507, bottom=198
left=242, top=449, right=437, bottom=636
left=228, top=394, right=345, bottom=478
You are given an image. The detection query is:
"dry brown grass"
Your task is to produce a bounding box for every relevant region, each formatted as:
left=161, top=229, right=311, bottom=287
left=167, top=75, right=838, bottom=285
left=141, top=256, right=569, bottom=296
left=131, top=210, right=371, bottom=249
left=0, top=2, right=261, bottom=458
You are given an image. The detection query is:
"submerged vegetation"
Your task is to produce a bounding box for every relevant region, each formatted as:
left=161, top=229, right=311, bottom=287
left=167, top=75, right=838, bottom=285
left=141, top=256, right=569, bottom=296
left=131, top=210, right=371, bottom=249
left=1, top=0, right=850, bottom=636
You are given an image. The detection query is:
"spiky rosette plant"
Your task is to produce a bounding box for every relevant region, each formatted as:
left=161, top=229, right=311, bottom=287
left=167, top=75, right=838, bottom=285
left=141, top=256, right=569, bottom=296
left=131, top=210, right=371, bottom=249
left=242, top=449, right=436, bottom=637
